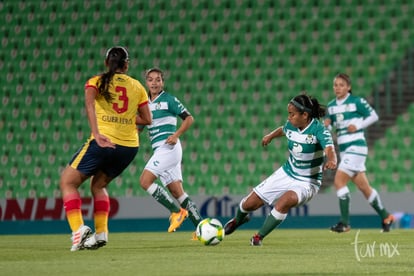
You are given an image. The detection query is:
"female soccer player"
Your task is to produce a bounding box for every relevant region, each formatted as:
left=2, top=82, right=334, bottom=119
left=224, top=93, right=337, bottom=246
left=59, top=46, right=152, bottom=251
left=325, top=73, right=394, bottom=233
left=139, top=68, right=202, bottom=236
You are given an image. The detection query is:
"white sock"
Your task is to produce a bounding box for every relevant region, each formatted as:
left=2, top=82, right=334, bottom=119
left=177, top=193, right=188, bottom=204
left=368, top=188, right=378, bottom=203
left=239, top=197, right=249, bottom=213
left=146, top=183, right=158, bottom=195
left=271, top=208, right=287, bottom=220
left=336, top=186, right=350, bottom=199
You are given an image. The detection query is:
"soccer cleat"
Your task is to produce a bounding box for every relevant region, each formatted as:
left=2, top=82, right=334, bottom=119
left=250, top=233, right=263, bottom=246
left=330, top=222, right=351, bottom=233
left=381, top=214, right=395, bottom=232
left=168, top=208, right=188, bottom=233
left=191, top=231, right=198, bottom=241
left=70, top=225, right=92, bottom=252
left=224, top=215, right=250, bottom=236
left=83, top=232, right=108, bottom=250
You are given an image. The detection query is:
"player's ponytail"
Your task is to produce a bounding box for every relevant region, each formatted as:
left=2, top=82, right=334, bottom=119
left=309, top=97, right=326, bottom=119
left=98, top=46, right=129, bottom=102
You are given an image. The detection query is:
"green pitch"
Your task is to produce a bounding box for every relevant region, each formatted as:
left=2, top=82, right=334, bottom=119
left=0, top=229, right=412, bottom=275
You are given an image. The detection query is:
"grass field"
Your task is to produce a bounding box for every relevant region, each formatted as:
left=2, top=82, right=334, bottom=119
left=0, top=229, right=412, bottom=275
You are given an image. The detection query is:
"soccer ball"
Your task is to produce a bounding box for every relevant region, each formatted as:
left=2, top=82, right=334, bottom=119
left=196, top=218, right=225, bottom=246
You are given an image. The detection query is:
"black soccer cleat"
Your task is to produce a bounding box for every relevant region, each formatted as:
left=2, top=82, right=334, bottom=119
left=224, top=215, right=250, bottom=235
left=330, top=221, right=351, bottom=233
left=381, top=214, right=395, bottom=232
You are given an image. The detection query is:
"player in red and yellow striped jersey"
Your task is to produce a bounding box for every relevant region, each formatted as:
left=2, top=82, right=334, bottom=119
left=59, top=46, right=152, bottom=251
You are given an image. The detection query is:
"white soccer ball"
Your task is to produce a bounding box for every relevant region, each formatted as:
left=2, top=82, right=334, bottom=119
left=196, top=218, right=225, bottom=246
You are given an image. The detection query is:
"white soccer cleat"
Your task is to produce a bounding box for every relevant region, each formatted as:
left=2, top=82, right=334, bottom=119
left=70, top=225, right=92, bottom=252
left=83, top=232, right=108, bottom=250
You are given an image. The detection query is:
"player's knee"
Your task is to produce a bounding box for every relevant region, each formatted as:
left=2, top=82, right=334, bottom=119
left=275, top=191, right=298, bottom=212
left=167, top=181, right=184, bottom=199
left=241, top=192, right=263, bottom=211
left=139, top=170, right=155, bottom=189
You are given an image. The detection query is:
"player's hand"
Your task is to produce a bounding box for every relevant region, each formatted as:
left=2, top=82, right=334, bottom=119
left=324, top=118, right=331, bottom=128
left=95, top=134, right=116, bottom=148
left=262, top=135, right=272, bottom=146
left=347, top=124, right=357, bottom=133
left=324, top=160, right=337, bottom=170
left=166, top=135, right=178, bottom=145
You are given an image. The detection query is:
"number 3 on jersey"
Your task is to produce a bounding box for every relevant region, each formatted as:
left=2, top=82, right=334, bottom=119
left=113, top=86, right=129, bottom=113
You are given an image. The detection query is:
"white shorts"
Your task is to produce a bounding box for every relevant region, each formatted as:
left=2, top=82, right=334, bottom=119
left=338, top=146, right=367, bottom=177
left=253, top=167, right=319, bottom=207
left=144, top=141, right=183, bottom=186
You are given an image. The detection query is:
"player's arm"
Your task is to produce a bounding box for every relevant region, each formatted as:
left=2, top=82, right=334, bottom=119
left=165, top=111, right=193, bottom=145
left=85, top=87, right=99, bottom=136
left=324, top=117, right=333, bottom=131
left=136, top=102, right=152, bottom=126
left=350, top=110, right=378, bottom=132
left=175, top=111, right=194, bottom=137
left=348, top=99, right=379, bottom=132
left=262, top=126, right=284, bottom=146
left=323, top=145, right=337, bottom=170
left=85, top=86, right=115, bottom=148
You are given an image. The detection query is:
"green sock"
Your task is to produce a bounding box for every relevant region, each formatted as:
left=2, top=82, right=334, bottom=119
left=181, top=197, right=202, bottom=227
left=258, top=212, right=284, bottom=238
left=371, top=199, right=388, bottom=219
left=369, top=190, right=388, bottom=219
left=339, top=194, right=350, bottom=225
left=235, top=208, right=249, bottom=225
left=151, top=185, right=180, bottom=213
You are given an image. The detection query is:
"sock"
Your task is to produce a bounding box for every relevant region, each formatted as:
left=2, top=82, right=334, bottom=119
left=337, top=186, right=350, bottom=225
left=63, top=193, right=84, bottom=232
left=235, top=199, right=249, bottom=225
left=94, top=194, right=110, bottom=234
left=368, top=189, right=389, bottom=219
left=147, top=183, right=180, bottom=213
left=179, top=194, right=202, bottom=227
left=258, top=209, right=287, bottom=238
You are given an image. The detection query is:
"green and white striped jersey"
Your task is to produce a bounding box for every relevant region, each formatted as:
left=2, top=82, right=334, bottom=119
left=147, top=91, right=189, bottom=150
left=326, top=94, right=377, bottom=153
left=282, top=119, right=334, bottom=186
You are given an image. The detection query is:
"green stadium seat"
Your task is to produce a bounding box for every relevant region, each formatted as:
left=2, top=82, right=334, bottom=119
left=2, top=0, right=413, bottom=198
